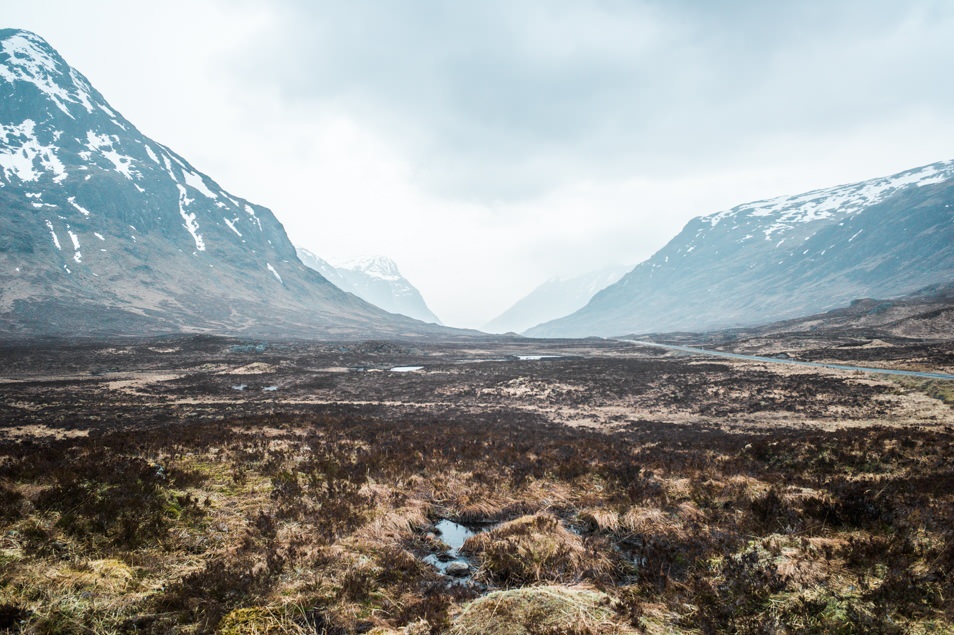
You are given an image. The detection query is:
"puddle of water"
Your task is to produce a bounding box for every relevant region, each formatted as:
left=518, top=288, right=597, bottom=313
left=423, top=519, right=493, bottom=580
left=390, top=366, right=424, bottom=373
left=231, top=384, right=247, bottom=391
left=516, top=354, right=561, bottom=361
left=434, top=519, right=476, bottom=554
left=262, top=385, right=278, bottom=392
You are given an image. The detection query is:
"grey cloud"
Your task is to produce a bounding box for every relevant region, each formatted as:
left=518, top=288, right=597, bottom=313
left=230, top=0, right=954, bottom=201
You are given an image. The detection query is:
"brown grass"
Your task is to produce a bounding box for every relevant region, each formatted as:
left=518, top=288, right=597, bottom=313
left=450, top=585, right=637, bottom=635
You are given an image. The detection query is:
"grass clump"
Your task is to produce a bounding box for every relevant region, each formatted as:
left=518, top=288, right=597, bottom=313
left=450, top=585, right=637, bottom=635
left=462, top=514, right=617, bottom=586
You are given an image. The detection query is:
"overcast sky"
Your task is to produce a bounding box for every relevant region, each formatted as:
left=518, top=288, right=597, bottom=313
left=7, top=1, right=954, bottom=327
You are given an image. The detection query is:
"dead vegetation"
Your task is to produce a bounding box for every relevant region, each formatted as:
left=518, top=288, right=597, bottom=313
left=0, top=336, right=952, bottom=633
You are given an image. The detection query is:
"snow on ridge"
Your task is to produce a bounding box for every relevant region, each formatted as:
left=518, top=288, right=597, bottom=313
left=704, top=160, right=954, bottom=239
left=244, top=204, right=263, bottom=232
left=182, top=169, right=218, bottom=200
left=0, top=120, right=66, bottom=183
left=0, top=31, right=95, bottom=118
left=176, top=184, right=206, bottom=252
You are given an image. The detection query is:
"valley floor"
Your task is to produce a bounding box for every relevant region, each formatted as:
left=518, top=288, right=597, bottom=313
left=0, top=335, right=952, bottom=633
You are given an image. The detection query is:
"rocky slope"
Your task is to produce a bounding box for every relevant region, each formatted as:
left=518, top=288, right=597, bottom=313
left=530, top=161, right=954, bottom=338
left=0, top=29, right=448, bottom=339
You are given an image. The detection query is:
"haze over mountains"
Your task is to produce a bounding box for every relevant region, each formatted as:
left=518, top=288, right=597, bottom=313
left=0, top=29, right=451, bottom=339
left=530, top=161, right=954, bottom=338
left=484, top=265, right=630, bottom=334
left=296, top=248, right=440, bottom=324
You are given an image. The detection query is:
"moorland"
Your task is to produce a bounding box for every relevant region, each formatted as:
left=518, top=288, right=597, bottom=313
left=0, top=334, right=952, bottom=634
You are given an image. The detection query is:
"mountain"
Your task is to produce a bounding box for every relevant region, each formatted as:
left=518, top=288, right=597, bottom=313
left=483, top=265, right=630, bottom=334
left=295, top=248, right=351, bottom=292
left=529, top=160, right=954, bottom=338
left=298, top=252, right=441, bottom=324
left=0, top=29, right=447, bottom=339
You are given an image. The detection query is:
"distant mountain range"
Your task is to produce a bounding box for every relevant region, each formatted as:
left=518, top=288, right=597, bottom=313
left=483, top=265, right=630, bottom=334
left=296, top=249, right=440, bottom=324
left=530, top=160, right=954, bottom=338
left=0, top=29, right=452, bottom=338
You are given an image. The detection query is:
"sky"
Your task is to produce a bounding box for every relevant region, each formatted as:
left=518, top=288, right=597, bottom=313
left=6, top=1, right=954, bottom=327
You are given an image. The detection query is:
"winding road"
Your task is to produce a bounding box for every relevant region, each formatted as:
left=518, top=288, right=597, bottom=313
left=620, top=340, right=954, bottom=382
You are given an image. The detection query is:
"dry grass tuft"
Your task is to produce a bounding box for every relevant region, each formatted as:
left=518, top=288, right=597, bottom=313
left=620, top=506, right=670, bottom=534
left=462, top=514, right=616, bottom=586
left=450, top=585, right=638, bottom=635
left=579, top=508, right=620, bottom=533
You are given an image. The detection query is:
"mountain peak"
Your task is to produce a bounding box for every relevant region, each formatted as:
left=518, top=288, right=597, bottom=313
left=334, top=255, right=403, bottom=282
left=0, top=29, right=98, bottom=120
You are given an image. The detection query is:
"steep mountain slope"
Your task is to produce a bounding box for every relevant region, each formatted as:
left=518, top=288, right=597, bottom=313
left=483, top=265, right=630, bottom=334
left=0, top=29, right=444, bottom=338
left=529, top=161, right=954, bottom=338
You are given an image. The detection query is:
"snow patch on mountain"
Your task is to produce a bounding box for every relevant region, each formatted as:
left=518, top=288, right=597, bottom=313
left=44, top=219, right=60, bottom=250
left=67, top=196, right=91, bottom=217
left=0, top=120, right=66, bottom=183
left=223, top=217, right=242, bottom=237
left=175, top=184, right=206, bottom=251
left=85, top=131, right=138, bottom=180
left=183, top=168, right=217, bottom=199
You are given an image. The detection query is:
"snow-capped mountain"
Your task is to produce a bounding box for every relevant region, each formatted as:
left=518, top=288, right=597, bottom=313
left=529, top=161, right=954, bottom=337
left=483, top=265, right=630, bottom=334
left=297, top=249, right=441, bottom=324
left=0, top=29, right=447, bottom=338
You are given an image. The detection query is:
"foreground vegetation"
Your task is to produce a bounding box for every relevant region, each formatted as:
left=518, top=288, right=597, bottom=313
left=1, top=405, right=952, bottom=633
left=0, top=336, right=952, bottom=633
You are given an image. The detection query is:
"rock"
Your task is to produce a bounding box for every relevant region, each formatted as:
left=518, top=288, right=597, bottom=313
left=445, top=561, right=470, bottom=577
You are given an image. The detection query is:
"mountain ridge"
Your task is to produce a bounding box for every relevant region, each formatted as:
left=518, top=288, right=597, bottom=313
left=529, top=160, right=954, bottom=338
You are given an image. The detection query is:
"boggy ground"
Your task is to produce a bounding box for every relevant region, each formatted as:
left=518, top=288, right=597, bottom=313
left=0, top=335, right=952, bottom=633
